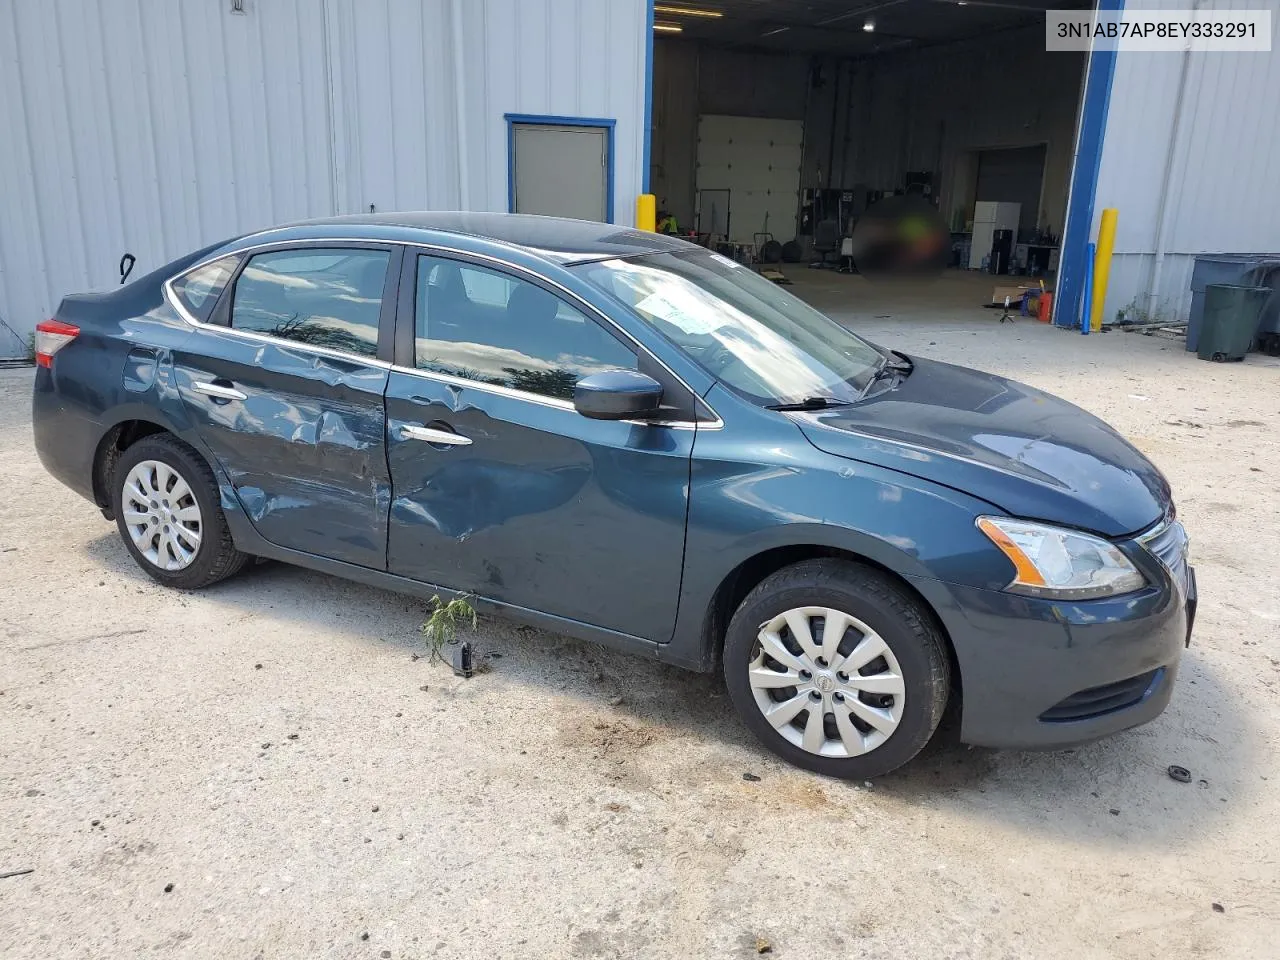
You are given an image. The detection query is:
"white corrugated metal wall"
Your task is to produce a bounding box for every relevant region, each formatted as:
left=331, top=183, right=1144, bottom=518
left=0, top=0, right=648, bottom=354
left=1093, top=0, right=1280, bottom=324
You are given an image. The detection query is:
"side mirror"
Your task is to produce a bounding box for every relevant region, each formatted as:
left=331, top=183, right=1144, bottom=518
left=574, top=370, right=664, bottom=421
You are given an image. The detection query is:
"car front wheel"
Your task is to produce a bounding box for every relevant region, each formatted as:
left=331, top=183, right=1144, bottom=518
left=724, top=559, right=950, bottom=779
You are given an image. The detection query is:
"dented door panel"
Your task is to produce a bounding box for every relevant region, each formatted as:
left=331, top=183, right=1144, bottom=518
left=175, top=332, right=391, bottom=568
left=384, top=372, right=692, bottom=642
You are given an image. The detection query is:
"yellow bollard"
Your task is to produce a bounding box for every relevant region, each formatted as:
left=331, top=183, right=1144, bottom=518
left=1090, top=208, right=1118, bottom=331
left=637, top=194, right=656, bottom=232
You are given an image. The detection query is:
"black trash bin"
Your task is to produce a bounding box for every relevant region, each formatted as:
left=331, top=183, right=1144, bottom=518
left=1186, top=255, right=1262, bottom=351
left=1197, top=284, right=1270, bottom=361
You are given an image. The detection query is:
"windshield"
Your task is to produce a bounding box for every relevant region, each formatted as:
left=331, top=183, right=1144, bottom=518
left=573, top=250, right=884, bottom=406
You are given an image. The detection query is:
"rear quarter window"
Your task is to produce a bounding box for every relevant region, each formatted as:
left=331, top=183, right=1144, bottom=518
left=170, top=255, right=240, bottom=322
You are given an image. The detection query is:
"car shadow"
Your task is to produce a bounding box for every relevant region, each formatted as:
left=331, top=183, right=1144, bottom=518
left=84, top=532, right=1257, bottom=850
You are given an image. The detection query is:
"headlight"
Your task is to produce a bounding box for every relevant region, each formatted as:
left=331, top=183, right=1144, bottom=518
left=976, top=516, right=1146, bottom=600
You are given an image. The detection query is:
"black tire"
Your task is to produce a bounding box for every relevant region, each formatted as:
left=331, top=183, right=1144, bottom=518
left=723, top=559, right=950, bottom=779
left=110, top=434, right=251, bottom=589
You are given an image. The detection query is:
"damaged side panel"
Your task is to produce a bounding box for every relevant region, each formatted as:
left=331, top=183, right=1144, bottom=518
left=174, top=332, right=391, bottom=569
left=384, top=372, right=692, bottom=643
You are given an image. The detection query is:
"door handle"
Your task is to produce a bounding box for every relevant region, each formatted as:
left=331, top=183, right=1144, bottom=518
left=193, top=381, right=247, bottom=402
left=400, top=424, right=473, bottom=446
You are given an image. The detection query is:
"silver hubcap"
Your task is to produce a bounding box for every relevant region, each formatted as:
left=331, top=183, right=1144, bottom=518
left=749, top=606, right=906, bottom=758
left=121, top=460, right=203, bottom=571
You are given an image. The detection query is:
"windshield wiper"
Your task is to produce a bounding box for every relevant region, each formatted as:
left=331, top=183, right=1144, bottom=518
left=858, top=353, right=913, bottom=399
left=768, top=355, right=912, bottom=411
left=876, top=350, right=914, bottom=374
left=766, top=396, right=854, bottom=411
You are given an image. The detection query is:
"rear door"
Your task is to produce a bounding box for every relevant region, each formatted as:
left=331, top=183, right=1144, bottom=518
left=171, top=242, right=400, bottom=569
left=383, top=251, right=697, bottom=642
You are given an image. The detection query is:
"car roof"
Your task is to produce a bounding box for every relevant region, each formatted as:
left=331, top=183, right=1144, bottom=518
left=256, top=211, right=698, bottom=265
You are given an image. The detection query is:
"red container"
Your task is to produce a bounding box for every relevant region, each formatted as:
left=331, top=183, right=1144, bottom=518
left=1038, top=291, right=1053, bottom=323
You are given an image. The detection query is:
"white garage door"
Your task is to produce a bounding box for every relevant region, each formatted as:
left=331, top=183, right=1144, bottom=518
left=512, top=123, right=609, bottom=222
left=696, top=115, right=803, bottom=244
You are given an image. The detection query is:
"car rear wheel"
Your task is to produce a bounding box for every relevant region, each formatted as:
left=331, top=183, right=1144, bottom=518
left=724, top=559, right=950, bottom=779
left=111, top=434, right=250, bottom=589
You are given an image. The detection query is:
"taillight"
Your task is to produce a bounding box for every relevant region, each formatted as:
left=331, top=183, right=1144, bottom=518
left=34, top=319, right=79, bottom=368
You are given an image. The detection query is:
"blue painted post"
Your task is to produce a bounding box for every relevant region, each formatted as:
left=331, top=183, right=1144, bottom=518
left=1054, top=0, right=1124, bottom=327
left=1081, top=242, right=1095, bottom=335
left=643, top=0, right=654, bottom=196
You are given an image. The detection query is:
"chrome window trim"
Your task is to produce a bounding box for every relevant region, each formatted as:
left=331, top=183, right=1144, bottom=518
left=628, top=418, right=704, bottom=430
left=168, top=253, right=242, bottom=323
left=389, top=363, right=576, bottom=412
left=163, top=243, right=392, bottom=370
left=172, top=312, right=393, bottom=370
left=164, top=234, right=722, bottom=428
left=386, top=362, right=710, bottom=431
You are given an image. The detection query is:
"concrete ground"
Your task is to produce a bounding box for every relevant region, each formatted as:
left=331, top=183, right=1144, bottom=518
left=2, top=270, right=1278, bottom=959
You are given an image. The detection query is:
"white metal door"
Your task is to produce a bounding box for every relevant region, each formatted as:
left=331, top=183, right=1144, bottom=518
left=512, top=124, right=608, bottom=222
left=695, top=115, right=803, bottom=244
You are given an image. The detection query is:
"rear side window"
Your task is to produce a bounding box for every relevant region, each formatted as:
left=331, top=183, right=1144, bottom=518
left=230, top=248, right=389, bottom=359
left=171, top=255, right=239, bottom=322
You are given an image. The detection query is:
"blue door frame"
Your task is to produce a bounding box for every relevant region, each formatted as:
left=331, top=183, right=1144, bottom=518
left=505, top=114, right=617, bottom=223
left=643, top=0, right=654, bottom=194
left=1055, top=0, right=1124, bottom=327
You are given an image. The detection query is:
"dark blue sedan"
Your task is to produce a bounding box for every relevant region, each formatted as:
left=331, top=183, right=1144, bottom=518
left=32, top=213, right=1195, bottom=778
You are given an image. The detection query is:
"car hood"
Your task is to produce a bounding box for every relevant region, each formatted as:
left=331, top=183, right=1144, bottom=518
left=798, top=356, right=1170, bottom=537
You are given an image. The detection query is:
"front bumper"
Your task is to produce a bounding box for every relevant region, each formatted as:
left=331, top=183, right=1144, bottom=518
left=908, top=556, right=1193, bottom=749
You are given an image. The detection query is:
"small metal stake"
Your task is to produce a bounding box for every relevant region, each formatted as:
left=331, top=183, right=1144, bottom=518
left=451, top=640, right=474, bottom=679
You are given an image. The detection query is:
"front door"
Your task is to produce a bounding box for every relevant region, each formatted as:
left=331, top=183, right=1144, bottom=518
left=174, top=243, right=399, bottom=569
left=384, top=252, right=692, bottom=642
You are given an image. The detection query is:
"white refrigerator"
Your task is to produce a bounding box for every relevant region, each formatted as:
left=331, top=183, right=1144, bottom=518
left=968, top=201, right=1021, bottom=270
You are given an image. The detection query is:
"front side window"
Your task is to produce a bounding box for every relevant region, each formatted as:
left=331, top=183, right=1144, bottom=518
left=171, top=255, right=240, bottom=322
left=230, top=248, right=389, bottom=359
left=574, top=250, right=886, bottom=406
left=413, top=255, right=637, bottom=401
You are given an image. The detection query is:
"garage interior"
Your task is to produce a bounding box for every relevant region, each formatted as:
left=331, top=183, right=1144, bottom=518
left=649, top=0, right=1090, bottom=322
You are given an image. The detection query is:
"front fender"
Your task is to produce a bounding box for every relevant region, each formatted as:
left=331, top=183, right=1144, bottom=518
left=664, top=386, right=1011, bottom=671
